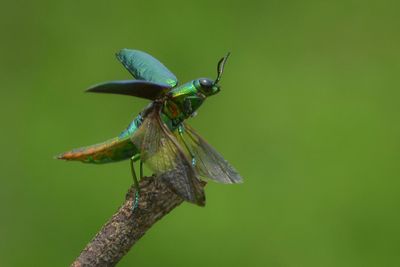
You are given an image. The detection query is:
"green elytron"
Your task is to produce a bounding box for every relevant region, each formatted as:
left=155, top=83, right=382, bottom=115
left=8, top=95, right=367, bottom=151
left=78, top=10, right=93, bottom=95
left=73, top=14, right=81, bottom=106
left=57, top=49, right=243, bottom=206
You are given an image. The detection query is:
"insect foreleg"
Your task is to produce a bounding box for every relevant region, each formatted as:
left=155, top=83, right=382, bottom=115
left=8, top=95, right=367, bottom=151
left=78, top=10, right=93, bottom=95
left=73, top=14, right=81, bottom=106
left=178, top=125, right=196, bottom=166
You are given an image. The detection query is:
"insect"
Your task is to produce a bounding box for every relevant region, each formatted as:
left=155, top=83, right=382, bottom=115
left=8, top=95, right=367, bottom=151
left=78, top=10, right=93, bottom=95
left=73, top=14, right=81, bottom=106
left=57, top=49, right=243, bottom=207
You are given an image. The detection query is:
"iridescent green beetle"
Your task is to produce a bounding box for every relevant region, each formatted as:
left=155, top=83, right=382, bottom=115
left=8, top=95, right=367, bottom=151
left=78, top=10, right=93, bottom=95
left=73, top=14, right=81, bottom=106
left=57, top=49, right=243, bottom=207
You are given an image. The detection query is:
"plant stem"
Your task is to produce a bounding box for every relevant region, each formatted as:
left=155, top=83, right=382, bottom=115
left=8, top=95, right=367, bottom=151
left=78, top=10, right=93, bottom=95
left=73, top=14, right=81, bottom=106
left=71, top=176, right=184, bottom=267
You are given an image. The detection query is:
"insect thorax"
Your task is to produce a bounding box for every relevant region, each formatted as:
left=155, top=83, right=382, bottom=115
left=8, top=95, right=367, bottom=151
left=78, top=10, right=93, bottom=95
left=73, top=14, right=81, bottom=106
left=162, top=81, right=206, bottom=128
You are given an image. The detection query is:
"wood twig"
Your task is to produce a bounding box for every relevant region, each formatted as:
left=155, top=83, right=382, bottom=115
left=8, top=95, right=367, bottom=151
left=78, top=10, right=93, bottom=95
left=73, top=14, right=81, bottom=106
left=71, top=176, right=186, bottom=267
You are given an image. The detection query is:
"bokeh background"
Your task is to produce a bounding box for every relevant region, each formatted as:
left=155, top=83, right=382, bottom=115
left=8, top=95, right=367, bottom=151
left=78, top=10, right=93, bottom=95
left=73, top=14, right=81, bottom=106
left=1, top=0, right=399, bottom=266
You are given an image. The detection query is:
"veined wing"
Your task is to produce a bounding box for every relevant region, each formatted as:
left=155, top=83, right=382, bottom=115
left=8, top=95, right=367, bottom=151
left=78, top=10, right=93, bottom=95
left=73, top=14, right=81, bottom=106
left=116, top=49, right=178, bottom=88
left=132, top=104, right=205, bottom=206
left=86, top=80, right=171, bottom=100
left=180, top=123, right=243, bottom=184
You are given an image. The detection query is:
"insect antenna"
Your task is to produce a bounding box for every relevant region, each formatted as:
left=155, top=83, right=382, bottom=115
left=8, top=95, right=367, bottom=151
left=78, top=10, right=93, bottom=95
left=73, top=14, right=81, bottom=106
left=214, top=52, right=231, bottom=85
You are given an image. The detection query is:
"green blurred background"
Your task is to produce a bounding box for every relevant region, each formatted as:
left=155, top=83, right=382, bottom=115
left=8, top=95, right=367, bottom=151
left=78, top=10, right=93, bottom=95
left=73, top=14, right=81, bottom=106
left=1, top=0, right=399, bottom=266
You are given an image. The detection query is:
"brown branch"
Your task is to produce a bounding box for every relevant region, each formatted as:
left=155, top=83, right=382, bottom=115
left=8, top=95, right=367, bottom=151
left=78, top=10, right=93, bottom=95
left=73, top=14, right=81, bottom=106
left=71, top=176, right=187, bottom=267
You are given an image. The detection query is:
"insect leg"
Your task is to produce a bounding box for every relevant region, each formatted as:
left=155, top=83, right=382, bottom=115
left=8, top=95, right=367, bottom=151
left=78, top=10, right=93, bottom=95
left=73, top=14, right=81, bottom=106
left=178, top=125, right=196, bottom=166
left=130, top=156, right=140, bottom=211
left=140, top=160, right=144, bottom=179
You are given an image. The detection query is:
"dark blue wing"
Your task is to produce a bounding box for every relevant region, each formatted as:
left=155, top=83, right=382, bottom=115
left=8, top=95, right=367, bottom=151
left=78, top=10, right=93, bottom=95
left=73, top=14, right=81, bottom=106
left=86, top=80, right=171, bottom=100
left=116, top=49, right=178, bottom=87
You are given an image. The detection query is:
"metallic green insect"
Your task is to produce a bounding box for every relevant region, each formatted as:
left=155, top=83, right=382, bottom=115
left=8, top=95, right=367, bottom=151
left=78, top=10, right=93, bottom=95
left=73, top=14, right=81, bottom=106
left=57, top=49, right=243, bottom=207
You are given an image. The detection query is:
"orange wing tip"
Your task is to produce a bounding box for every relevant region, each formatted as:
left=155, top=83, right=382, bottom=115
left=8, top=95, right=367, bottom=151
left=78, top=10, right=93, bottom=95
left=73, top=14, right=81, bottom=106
left=55, top=151, right=79, bottom=160
left=54, top=153, right=64, bottom=160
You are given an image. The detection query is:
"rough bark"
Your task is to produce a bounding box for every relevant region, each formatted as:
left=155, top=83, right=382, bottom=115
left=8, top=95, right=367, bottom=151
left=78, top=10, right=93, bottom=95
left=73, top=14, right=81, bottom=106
left=71, top=176, right=186, bottom=267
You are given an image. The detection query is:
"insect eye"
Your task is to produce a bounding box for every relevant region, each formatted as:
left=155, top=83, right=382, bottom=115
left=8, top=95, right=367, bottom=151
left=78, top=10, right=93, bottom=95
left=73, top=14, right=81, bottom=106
left=199, top=79, right=213, bottom=88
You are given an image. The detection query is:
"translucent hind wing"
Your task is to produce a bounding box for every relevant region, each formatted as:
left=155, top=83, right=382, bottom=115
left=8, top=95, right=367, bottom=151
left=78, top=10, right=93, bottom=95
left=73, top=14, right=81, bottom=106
left=132, top=105, right=205, bottom=205
left=181, top=123, right=243, bottom=184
